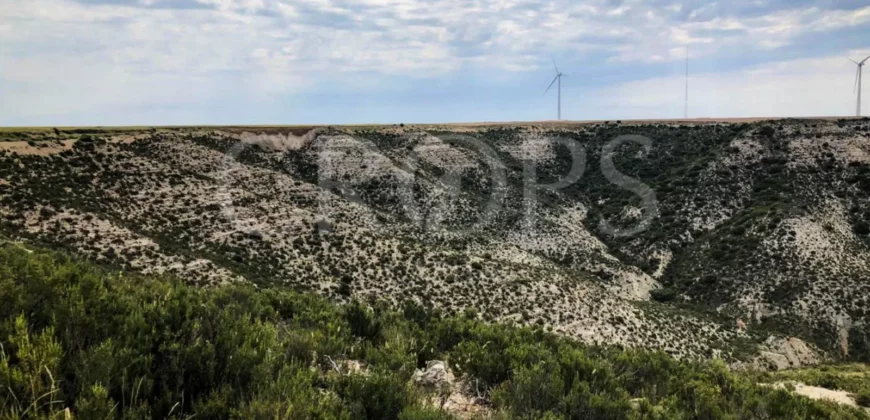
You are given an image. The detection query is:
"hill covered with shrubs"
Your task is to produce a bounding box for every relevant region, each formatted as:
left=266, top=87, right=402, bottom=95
left=1, top=244, right=868, bottom=419
left=1, top=119, right=869, bottom=365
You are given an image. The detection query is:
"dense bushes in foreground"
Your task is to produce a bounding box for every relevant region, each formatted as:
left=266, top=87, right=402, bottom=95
left=0, top=244, right=867, bottom=419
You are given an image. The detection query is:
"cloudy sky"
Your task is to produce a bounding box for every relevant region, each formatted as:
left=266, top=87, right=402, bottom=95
left=1, top=0, right=869, bottom=125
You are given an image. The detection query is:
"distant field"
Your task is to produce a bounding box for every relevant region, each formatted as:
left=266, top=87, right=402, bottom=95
left=2, top=116, right=867, bottom=142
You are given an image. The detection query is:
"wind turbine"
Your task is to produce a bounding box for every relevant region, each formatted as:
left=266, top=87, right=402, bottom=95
left=850, top=55, right=870, bottom=117
left=545, top=59, right=566, bottom=120
left=684, top=46, right=689, bottom=119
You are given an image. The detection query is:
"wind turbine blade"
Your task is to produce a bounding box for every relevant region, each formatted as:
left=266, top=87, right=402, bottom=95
left=545, top=75, right=558, bottom=94
left=849, top=58, right=860, bottom=64
left=861, top=55, right=870, bottom=65
left=552, top=59, right=559, bottom=74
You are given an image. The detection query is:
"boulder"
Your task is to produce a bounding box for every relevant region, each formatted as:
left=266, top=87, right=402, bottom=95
left=764, top=336, right=823, bottom=368
left=756, top=351, right=792, bottom=371
left=735, top=336, right=824, bottom=371
left=413, top=360, right=454, bottom=390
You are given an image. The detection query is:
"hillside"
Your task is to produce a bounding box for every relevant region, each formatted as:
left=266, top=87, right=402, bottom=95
left=1, top=118, right=869, bottom=365
left=1, top=244, right=868, bottom=419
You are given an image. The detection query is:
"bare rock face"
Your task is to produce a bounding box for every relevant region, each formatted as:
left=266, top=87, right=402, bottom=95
left=754, top=351, right=792, bottom=371
left=766, top=337, right=824, bottom=368
left=739, top=337, right=824, bottom=371
left=766, top=337, right=823, bottom=367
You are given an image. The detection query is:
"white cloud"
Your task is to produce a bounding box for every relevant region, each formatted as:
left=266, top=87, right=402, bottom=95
left=5, top=0, right=863, bottom=77
left=0, top=0, right=868, bottom=123
left=584, top=53, right=865, bottom=119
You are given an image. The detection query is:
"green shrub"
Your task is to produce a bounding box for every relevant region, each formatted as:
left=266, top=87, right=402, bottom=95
left=855, top=392, right=870, bottom=408
left=0, top=244, right=867, bottom=419
left=397, top=406, right=454, bottom=420
left=650, top=287, right=677, bottom=302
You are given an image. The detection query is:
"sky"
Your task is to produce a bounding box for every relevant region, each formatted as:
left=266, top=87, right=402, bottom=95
left=0, top=0, right=869, bottom=126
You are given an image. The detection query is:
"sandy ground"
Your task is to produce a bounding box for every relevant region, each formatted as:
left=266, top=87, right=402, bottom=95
left=769, top=382, right=859, bottom=407
left=793, top=383, right=858, bottom=407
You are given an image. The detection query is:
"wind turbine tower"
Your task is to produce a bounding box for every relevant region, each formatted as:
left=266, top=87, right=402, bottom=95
left=546, top=60, right=566, bottom=120
left=851, top=55, right=870, bottom=117
left=684, top=46, right=689, bottom=119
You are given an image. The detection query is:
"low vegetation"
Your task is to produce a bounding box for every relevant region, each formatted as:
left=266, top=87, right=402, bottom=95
left=0, top=243, right=867, bottom=419
left=752, top=364, right=870, bottom=408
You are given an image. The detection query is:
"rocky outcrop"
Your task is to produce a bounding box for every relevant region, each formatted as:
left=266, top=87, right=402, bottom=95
left=734, top=336, right=825, bottom=371
left=412, top=361, right=488, bottom=419
left=413, top=361, right=454, bottom=391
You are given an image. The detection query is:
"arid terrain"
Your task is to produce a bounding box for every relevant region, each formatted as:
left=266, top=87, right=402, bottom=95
left=2, top=117, right=869, bottom=367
